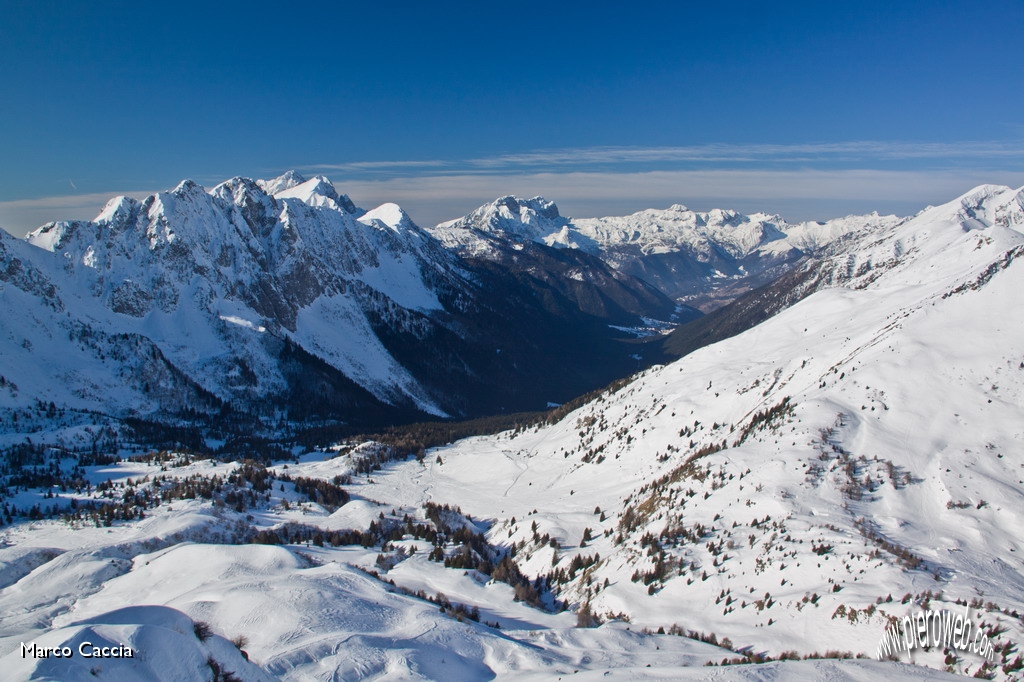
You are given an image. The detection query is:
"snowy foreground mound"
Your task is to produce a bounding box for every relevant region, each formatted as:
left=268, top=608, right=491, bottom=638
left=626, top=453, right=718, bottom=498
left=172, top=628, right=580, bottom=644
left=3, top=185, right=1023, bottom=680
left=4, top=605, right=269, bottom=682
left=0, top=534, right=960, bottom=681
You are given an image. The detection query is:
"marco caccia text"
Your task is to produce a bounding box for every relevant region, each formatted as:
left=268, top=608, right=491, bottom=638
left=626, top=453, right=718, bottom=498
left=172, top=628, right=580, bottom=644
left=21, top=641, right=135, bottom=659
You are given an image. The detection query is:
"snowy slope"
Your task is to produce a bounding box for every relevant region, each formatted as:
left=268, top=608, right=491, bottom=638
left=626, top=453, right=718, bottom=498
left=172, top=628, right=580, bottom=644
left=359, top=184, right=1024, bottom=678
left=0, top=454, right=962, bottom=682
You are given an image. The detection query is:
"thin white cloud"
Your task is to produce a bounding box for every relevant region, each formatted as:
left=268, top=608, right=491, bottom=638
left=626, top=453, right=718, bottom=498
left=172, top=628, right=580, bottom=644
left=291, top=141, right=1024, bottom=192
left=463, top=141, right=1024, bottom=169
left=339, top=168, right=1016, bottom=202
left=303, top=160, right=451, bottom=173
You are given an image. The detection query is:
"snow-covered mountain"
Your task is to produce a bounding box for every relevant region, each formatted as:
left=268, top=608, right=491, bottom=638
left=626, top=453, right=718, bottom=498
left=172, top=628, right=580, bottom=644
left=2, top=184, right=1019, bottom=680
left=432, top=196, right=685, bottom=325
left=359, top=183, right=1024, bottom=677
left=0, top=173, right=676, bottom=437
left=436, top=196, right=901, bottom=310
left=0, top=177, right=909, bottom=438
left=433, top=196, right=575, bottom=255
left=19, top=174, right=451, bottom=415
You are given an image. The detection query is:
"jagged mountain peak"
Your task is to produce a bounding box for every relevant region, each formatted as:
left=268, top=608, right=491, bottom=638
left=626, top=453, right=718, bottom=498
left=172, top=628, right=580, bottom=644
left=954, top=183, right=1024, bottom=231
left=906, top=184, right=1024, bottom=236
left=273, top=175, right=361, bottom=215
left=441, top=195, right=567, bottom=235
left=359, top=202, right=417, bottom=233
left=213, top=175, right=269, bottom=197
left=171, top=178, right=205, bottom=197
left=256, top=169, right=308, bottom=196
left=96, top=195, right=143, bottom=225
left=207, top=173, right=364, bottom=217
left=26, top=219, right=84, bottom=253
left=212, top=175, right=276, bottom=207
left=430, top=195, right=574, bottom=256
left=492, top=195, right=561, bottom=220
left=274, top=174, right=337, bottom=201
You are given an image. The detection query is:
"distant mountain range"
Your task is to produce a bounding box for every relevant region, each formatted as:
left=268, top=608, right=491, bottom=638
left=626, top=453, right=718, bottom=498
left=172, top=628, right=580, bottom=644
left=433, top=194, right=900, bottom=310
left=0, top=172, right=919, bottom=442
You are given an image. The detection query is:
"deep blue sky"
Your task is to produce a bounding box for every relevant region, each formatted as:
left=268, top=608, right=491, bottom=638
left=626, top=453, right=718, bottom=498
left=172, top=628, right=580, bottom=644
left=2, top=1, right=1023, bottom=233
